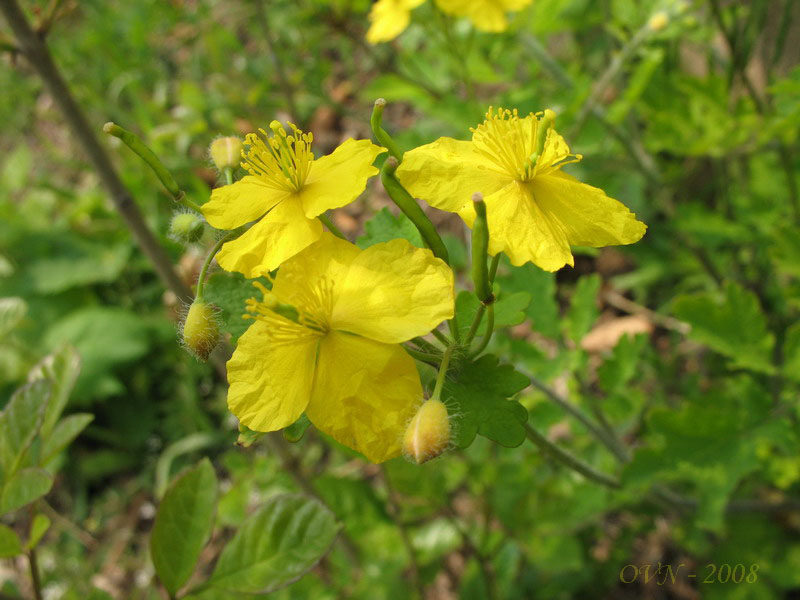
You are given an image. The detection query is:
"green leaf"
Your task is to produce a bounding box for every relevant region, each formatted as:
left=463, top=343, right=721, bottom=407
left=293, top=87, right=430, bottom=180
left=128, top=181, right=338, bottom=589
left=27, top=346, right=81, bottom=438
left=782, top=321, right=800, bottom=382
left=673, top=282, right=775, bottom=374
left=455, top=290, right=530, bottom=338
left=356, top=207, right=423, bottom=249
left=566, top=274, right=601, bottom=343
left=0, top=468, right=53, bottom=515
left=150, top=458, right=218, bottom=597
left=41, top=413, right=94, bottom=465
left=0, top=296, right=27, bottom=337
left=597, top=333, right=648, bottom=394
left=203, top=272, right=270, bottom=342
left=44, top=307, right=151, bottom=400
left=25, top=513, right=50, bottom=550
left=0, top=523, right=22, bottom=558
left=496, top=263, right=560, bottom=339
left=208, top=494, right=340, bottom=594
left=27, top=239, right=131, bottom=295
left=0, top=379, right=51, bottom=479
left=443, top=354, right=529, bottom=448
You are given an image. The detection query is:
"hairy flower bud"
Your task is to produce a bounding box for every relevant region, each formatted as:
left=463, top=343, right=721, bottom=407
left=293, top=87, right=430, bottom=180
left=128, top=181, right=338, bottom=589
left=209, top=136, right=243, bottom=171
left=182, top=300, right=220, bottom=360
left=169, top=211, right=205, bottom=243
left=648, top=11, right=669, bottom=31
left=403, top=399, right=451, bottom=464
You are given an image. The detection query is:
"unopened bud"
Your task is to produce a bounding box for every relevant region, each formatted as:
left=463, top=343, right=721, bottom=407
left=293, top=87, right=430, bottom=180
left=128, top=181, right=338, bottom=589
left=648, top=11, right=669, bottom=31
left=403, top=399, right=451, bottom=464
left=182, top=300, right=220, bottom=360
left=169, top=211, right=205, bottom=243
left=209, top=136, right=243, bottom=171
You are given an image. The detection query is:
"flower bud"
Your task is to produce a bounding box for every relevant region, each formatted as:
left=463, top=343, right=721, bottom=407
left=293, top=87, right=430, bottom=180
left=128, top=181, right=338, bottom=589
left=648, top=11, right=669, bottom=31
left=182, top=300, right=220, bottom=360
left=403, top=399, right=451, bottom=464
left=169, top=211, right=205, bottom=243
left=209, top=136, right=243, bottom=171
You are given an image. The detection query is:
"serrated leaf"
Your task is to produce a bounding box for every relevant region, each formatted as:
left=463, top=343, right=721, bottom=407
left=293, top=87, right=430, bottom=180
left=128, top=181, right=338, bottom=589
left=442, top=354, right=529, bottom=448
left=203, top=272, right=270, bottom=342
left=151, top=458, right=218, bottom=597
left=0, top=523, right=22, bottom=558
left=356, top=207, right=423, bottom=249
left=566, top=274, right=601, bottom=343
left=41, top=413, right=94, bottom=465
left=455, top=290, right=530, bottom=338
left=0, top=379, right=51, bottom=479
left=0, top=297, right=27, bottom=337
left=208, top=494, right=340, bottom=594
left=496, top=263, right=560, bottom=339
left=25, top=513, right=50, bottom=550
left=27, top=346, right=81, bottom=438
left=597, top=333, right=647, bottom=394
left=0, top=468, right=53, bottom=515
left=673, top=282, right=775, bottom=374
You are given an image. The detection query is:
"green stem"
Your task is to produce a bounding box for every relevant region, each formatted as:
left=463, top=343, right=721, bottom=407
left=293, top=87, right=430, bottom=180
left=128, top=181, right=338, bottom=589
left=431, top=345, right=456, bottom=401
left=430, top=328, right=451, bottom=346
left=224, top=167, right=233, bottom=186
left=469, top=304, right=494, bottom=357
left=380, top=159, right=450, bottom=265
left=488, top=254, right=500, bottom=282
left=103, top=122, right=202, bottom=212
left=370, top=98, right=405, bottom=161
left=411, top=336, right=441, bottom=354
left=524, top=424, right=620, bottom=489
left=318, top=213, right=347, bottom=239
left=195, top=231, right=238, bottom=301
left=405, top=347, right=440, bottom=365
left=464, top=304, right=486, bottom=347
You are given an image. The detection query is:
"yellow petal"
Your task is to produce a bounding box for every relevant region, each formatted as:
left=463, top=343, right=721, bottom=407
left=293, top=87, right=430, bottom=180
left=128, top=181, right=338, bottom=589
left=216, top=196, right=323, bottom=277
left=331, top=238, right=455, bottom=343
left=396, top=137, right=511, bottom=213
left=460, top=180, right=574, bottom=271
left=366, top=0, right=425, bottom=44
left=530, top=171, right=648, bottom=247
left=435, top=0, right=509, bottom=31
left=226, top=319, right=319, bottom=432
left=271, top=232, right=360, bottom=307
left=299, top=139, right=385, bottom=218
left=202, top=176, right=291, bottom=230
left=306, top=331, right=422, bottom=463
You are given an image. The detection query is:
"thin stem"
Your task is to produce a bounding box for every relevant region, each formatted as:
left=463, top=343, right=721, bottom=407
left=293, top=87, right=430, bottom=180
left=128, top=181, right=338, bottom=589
left=381, top=466, right=424, bottom=600
left=469, top=304, right=494, bottom=358
left=431, top=328, right=451, bottom=346
left=464, top=304, right=486, bottom=347
left=318, top=213, right=347, bottom=239
left=370, top=99, right=405, bottom=162
left=195, top=231, right=238, bottom=300
left=224, top=167, right=233, bottom=186
left=28, top=549, right=43, bottom=600
left=0, top=0, right=193, bottom=304
left=411, top=336, right=441, bottom=354
left=524, top=373, right=628, bottom=463
left=431, top=345, right=455, bottom=401
left=524, top=424, right=620, bottom=488
left=405, top=347, right=440, bottom=365
left=488, top=254, right=500, bottom=282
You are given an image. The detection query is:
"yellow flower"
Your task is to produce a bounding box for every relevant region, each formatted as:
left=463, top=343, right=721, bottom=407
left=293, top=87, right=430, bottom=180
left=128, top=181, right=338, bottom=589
left=202, top=122, right=385, bottom=277
left=226, top=232, right=455, bottom=463
left=396, top=107, right=647, bottom=271
left=435, top=0, right=532, bottom=32
left=367, top=0, right=426, bottom=44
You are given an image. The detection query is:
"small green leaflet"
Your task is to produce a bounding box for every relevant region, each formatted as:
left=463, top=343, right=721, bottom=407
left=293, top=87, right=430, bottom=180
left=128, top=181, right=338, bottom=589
left=356, top=207, right=423, bottom=249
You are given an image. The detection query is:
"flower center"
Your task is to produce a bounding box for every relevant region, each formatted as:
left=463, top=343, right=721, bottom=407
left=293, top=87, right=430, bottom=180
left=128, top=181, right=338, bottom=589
left=244, top=277, right=334, bottom=339
left=471, top=107, right=581, bottom=182
left=240, top=121, right=314, bottom=192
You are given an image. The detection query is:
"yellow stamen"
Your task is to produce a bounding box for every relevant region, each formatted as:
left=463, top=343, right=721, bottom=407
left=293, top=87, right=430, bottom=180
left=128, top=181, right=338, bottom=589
left=240, top=121, right=315, bottom=192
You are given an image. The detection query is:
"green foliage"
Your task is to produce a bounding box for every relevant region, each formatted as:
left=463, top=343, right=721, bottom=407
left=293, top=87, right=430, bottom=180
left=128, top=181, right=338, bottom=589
left=356, top=207, right=423, bottom=249
left=207, top=494, right=340, bottom=594
left=0, top=523, right=22, bottom=558
left=444, top=354, right=529, bottom=448
left=674, top=282, right=775, bottom=374
left=151, top=459, right=218, bottom=597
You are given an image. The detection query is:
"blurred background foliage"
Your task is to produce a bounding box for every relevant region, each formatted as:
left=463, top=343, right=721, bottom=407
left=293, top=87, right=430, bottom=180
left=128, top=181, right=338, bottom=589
left=1, top=0, right=799, bottom=598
